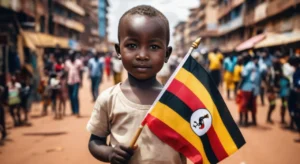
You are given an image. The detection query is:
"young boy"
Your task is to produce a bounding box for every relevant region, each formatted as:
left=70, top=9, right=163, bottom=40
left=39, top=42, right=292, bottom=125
left=87, top=5, right=186, bottom=164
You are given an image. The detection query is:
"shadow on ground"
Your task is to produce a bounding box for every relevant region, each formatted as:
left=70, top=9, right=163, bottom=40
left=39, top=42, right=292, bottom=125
left=23, top=131, right=68, bottom=137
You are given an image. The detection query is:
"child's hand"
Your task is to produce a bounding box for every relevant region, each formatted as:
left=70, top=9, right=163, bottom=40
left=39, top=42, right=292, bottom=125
left=108, top=144, right=134, bottom=164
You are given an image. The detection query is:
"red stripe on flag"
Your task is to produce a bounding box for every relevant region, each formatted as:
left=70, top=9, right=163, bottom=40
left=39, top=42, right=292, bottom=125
left=167, top=79, right=229, bottom=160
left=144, top=114, right=203, bottom=164
left=207, top=127, right=229, bottom=161
left=167, top=79, right=204, bottom=111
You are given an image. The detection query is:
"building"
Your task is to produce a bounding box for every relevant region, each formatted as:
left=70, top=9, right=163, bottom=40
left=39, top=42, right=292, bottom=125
left=178, top=0, right=300, bottom=55
left=173, top=21, right=186, bottom=56
left=49, top=0, right=85, bottom=50
left=239, top=0, right=300, bottom=51
left=196, top=0, right=219, bottom=52
left=0, top=0, right=110, bottom=85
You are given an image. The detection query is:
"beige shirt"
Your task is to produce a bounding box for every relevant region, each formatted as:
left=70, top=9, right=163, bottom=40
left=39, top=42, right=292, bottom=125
left=87, top=84, right=186, bottom=164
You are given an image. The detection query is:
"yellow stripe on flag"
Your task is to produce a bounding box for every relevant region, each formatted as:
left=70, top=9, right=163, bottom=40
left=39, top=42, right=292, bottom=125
left=175, top=68, right=238, bottom=155
left=150, top=102, right=210, bottom=164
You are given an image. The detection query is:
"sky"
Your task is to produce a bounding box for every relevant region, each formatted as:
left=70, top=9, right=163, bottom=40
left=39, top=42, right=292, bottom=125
left=107, top=0, right=200, bottom=46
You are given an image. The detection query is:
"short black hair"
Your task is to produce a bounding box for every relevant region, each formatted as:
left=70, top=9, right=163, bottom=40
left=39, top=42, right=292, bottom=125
left=118, top=5, right=170, bottom=44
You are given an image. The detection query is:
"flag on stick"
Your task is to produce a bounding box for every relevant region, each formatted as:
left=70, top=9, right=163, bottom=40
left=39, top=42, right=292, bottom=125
left=133, top=38, right=245, bottom=164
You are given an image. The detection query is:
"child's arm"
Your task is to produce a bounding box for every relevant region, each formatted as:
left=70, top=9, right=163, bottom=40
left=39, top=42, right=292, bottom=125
left=88, top=134, right=134, bottom=164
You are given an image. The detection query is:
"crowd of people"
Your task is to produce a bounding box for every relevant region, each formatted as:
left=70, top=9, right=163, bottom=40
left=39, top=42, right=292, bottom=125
left=150, top=47, right=300, bottom=142
left=206, top=48, right=300, bottom=142
left=0, top=49, right=123, bottom=141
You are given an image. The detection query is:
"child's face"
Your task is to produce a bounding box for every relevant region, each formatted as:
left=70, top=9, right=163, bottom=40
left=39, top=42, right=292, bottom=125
left=116, top=15, right=172, bottom=80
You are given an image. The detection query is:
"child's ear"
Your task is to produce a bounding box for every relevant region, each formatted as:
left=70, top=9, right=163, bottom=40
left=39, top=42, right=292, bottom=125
left=165, top=46, right=172, bottom=63
left=114, top=44, right=121, bottom=59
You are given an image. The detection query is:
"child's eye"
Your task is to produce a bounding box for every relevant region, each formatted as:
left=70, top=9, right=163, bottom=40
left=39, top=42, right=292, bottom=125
left=150, top=45, right=160, bottom=50
left=126, top=44, right=137, bottom=49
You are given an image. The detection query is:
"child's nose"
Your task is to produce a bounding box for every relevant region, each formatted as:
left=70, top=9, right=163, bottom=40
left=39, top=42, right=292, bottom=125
left=136, top=49, right=149, bottom=60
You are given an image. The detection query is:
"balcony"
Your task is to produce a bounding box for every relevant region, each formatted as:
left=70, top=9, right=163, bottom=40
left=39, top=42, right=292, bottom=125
left=244, top=10, right=255, bottom=26
left=218, top=0, right=245, bottom=19
left=53, top=14, right=85, bottom=33
left=244, top=1, right=268, bottom=26
left=197, top=10, right=205, bottom=19
left=200, top=0, right=208, bottom=8
left=196, top=21, right=205, bottom=31
left=54, top=0, right=85, bottom=16
left=218, top=15, right=243, bottom=35
left=267, top=0, right=300, bottom=18
left=199, top=30, right=219, bottom=37
left=91, top=28, right=99, bottom=36
left=90, top=0, right=98, bottom=7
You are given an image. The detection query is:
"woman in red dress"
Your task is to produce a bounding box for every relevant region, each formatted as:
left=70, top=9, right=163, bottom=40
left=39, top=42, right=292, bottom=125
left=105, top=54, right=111, bottom=80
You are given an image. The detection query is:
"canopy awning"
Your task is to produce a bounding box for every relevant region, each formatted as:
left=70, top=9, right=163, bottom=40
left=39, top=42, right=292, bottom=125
left=236, top=34, right=266, bottom=51
left=255, top=31, right=300, bottom=48
left=22, top=31, right=69, bottom=49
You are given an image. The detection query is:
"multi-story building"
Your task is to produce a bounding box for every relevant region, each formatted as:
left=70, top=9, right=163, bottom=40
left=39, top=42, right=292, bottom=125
left=215, top=0, right=246, bottom=53
left=173, top=21, right=186, bottom=56
left=96, top=0, right=109, bottom=52
left=238, top=0, right=300, bottom=51
left=196, top=0, right=219, bottom=52
left=0, top=0, right=110, bottom=84
left=49, top=0, right=85, bottom=50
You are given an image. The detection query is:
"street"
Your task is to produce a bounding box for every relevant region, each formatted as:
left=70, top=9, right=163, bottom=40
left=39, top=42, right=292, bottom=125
left=0, top=73, right=300, bottom=164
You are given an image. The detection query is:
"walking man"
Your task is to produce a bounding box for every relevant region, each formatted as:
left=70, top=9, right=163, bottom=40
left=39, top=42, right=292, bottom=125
left=88, top=53, right=103, bottom=102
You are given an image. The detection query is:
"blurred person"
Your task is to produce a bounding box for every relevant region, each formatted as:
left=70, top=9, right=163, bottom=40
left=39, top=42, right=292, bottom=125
left=38, top=77, right=51, bottom=116
left=278, top=70, right=290, bottom=125
left=0, top=85, right=7, bottom=140
left=168, top=54, right=179, bottom=73
left=279, top=54, right=294, bottom=125
left=266, top=87, right=277, bottom=124
left=111, top=53, right=123, bottom=84
left=44, top=53, right=55, bottom=76
left=49, top=72, right=61, bottom=119
left=157, top=62, right=171, bottom=85
left=288, top=56, right=300, bottom=142
left=258, top=51, right=268, bottom=106
left=208, top=48, right=223, bottom=87
left=65, top=51, right=83, bottom=116
left=77, top=52, right=85, bottom=87
left=233, top=56, right=243, bottom=97
left=55, top=58, right=65, bottom=73
left=88, top=52, right=103, bottom=102
left=57, top=72, right=68, bottom=117
left=223, top=53, right=237, bottom=99
left=238, top=55, right=261, bottom=126
left=7, top=75, right=22, bottom=126
left=105, top=53, right=112, bottom=80
left=20, top=79, right=31, bottom=123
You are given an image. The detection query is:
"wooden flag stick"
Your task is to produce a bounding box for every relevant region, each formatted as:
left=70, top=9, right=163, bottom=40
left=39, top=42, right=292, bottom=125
left=129, top=125, right=144, bottom=148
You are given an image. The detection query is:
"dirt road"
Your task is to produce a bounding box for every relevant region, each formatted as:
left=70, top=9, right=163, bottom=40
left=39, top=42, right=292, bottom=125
left=1, top=74, right=299, bottom=164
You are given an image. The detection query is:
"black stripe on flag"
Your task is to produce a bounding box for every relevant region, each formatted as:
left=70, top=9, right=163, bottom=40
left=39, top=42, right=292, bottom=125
left=182, top=55, right=246, bottom=148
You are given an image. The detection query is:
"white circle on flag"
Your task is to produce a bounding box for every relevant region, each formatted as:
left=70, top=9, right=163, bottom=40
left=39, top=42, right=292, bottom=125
left=190, top=109, right=212, bottom=136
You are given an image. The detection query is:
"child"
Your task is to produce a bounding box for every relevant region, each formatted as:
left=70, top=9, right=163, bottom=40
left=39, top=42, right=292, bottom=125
left=233, top=56, right=243, bottom=97
left=20, top=79, right=31, bottom=123
left=38, top=78, right=51, bottom=116
left=7, top=75, right=22, bottom=126
left=49, top=72, right=61, bottom=119
left=87, top=5, right=186, bottom=164
left=57, top=72, right=68, bottom=118
left=279, top=72, right=290, bottom=125
left=266, top=87, right=277, bottom=124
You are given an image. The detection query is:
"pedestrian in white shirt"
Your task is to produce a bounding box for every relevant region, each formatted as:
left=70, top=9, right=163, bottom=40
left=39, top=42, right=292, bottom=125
left=111, top=54, right=123, bottom=84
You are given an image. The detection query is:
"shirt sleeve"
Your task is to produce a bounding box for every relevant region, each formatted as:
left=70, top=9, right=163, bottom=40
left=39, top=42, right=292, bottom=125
left=86, top=90, right=111, bottom=137
left=242, top=64, right=250, bottom=77
left=16, top=83, right=22, bottom=89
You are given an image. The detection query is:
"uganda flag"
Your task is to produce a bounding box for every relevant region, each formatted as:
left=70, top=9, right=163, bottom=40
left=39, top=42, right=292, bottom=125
left=141, top=55, right=245, bottom=164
